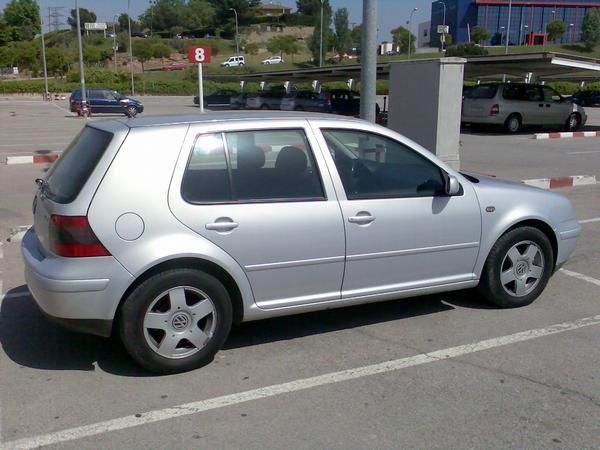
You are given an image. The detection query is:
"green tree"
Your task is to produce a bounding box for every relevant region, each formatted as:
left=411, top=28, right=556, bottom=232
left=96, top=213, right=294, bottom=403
left=350, top=24, right=361, bottom=48
left=244, top=42, right=259, bottom=55
left=391, top=26, right=415, bottom=54
left=267, top=35, right=300, bottom=61
left=306, top=0, right=332, bottom=64
left=118, top=13, right=141, bottom=33
left=152, top=42, right=172, bottom=60
left=83, top=44, right=102, bottom=65
left=445, top=42, right=488, bottom=57
left=45, top=47, right=71, bottom=76
left=296, top=0, right=330, bottom=17
left=333, top=8, right=351, bottom=54
left=546, top=20, right=567, bottom=43
left=67, top=8, right=97, bottom=34
left=0, top=15, right=15, bottom=45
left=470, top=25, right=490, bottom=44
left=3, top=0, right=40, bottom=40
left=186, top=0, right=216, bottom=30
left=133, top=39, right=154, bottom=71
left=582, top=7, right=600, bottom=51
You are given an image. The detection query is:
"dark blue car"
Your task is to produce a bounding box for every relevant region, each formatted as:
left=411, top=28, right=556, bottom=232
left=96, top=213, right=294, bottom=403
left=69, top=88, right=144, bottom=117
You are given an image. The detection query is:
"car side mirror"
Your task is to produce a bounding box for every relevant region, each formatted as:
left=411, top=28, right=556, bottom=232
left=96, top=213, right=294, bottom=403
left=445, top=174, right=461, bottom=196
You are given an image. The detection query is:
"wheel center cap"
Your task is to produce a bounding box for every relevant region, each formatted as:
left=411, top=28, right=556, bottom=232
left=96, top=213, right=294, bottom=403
left=515, top=261, right=528, bottom=277
left=171, top=312, right=190, bottom=330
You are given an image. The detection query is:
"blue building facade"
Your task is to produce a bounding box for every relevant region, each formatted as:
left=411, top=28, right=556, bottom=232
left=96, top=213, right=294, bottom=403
left=430, top=0, right=600, bottom=47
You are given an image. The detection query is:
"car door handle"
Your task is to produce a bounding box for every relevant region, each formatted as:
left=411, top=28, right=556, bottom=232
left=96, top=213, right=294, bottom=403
left=205, top=220, right=239, bottom=232
left=538, top=104, right=544, bottom=107
left=348, top=214, right=375, bottom=225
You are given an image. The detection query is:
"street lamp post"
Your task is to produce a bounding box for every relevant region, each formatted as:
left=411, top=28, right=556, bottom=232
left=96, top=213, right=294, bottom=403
left=150, top=0, right=154, bottom=38
left=569, top=23, right=574, bottom=43
left=230, top=8, right=239, bottom=56
left=504, top=0, right=512, bottom=55
left=436, top=1, right=446, bottom=52
left=75, top=0, right=88, bottom=116
left=127, top=0, right=135, bottom=95
left=319, top=0, right=324, bottom=67
left=112, top=15, right=118, bottom=72
left=407, top=7, right=417, bottom=60
left=521, top=24, right=528, bottom=45
left=38, top=0, right=49, bottom=101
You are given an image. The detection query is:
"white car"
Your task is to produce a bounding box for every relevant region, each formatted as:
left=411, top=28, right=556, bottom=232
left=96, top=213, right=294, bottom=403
left=220, top=56, right=245, bottom=67
left=261, top=55, right=283, bottom=65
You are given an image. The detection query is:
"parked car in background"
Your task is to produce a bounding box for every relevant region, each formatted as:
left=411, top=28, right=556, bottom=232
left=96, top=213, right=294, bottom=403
left=461, top=83, right=587, bottom=133
left=161, top=62, right=187, bottom=71
left=131, top=31, right=148, bottom=38
left=245, top=88, right=286, bottom=109
left=280, top=90, right=333, bottom=112
left=69, top=88, right=144, bottom=117
left=220, top=56, right=245, bottom=67
left=22, top=112, right=580, bottom=374
left=193, top=89, right=238, bottom=108
left=569, top=90, right=600, bottom=107
left=261, top=55, right=284, bottom=65
left=230, top=92, right=250, bottom=109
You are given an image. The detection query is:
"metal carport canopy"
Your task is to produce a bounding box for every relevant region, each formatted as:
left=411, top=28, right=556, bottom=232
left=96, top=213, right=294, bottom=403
left=206, top=52, right=600, bottom=83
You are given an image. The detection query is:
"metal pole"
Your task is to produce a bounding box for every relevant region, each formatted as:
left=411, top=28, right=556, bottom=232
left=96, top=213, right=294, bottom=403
left=113, top=16, right=118, bottom=73
left=198, top=63, right=204, bottom=112
left=319, top=0, right=324, bottom=67
left=75, top=0, right=87, bottom=115
left=230, top=8, right=239, bottom=55
left=150, top=1, right=153, bottom=38
left=128, top=0, right=135, bottom=95
left=438, top=1, right=446, bottom=51
left=38, top=0, right=49, bottom=100
left=504, top=0, right=512, bottom=55
left=408, top=8, right=417, bottom=60
left=360, top=0, right=377, bottom=122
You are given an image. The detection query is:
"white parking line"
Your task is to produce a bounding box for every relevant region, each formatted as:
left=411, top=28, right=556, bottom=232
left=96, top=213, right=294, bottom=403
left=559, top=268, right=600, bottom=287
left=568, top=150, right=600, bottom=155
left=579, top=217, right=600, bottom=224
left=4, top=314, right=600, bottom=450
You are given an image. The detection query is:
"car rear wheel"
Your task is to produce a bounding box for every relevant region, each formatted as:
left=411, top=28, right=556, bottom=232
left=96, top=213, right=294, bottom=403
left=565, top=113, right=581, bottom=131
left=504, top=114, right=521, bottom=133
left=478, top=227, right=553, bottom=308
left=260, top=104, right=269, bottom=110
left=126, top=105, right=138, bottom=117
left=119, top=268, right=232, bottom=374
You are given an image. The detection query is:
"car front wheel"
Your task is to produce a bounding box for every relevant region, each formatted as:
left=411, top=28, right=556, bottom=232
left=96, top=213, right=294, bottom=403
left=478, top=227, right=553, bottom=308
left=119, top=268, right=232, bottom=374
left=125, top=105, right=138, bottom=117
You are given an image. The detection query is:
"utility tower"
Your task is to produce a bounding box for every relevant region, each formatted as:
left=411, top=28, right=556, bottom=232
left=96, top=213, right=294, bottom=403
left=47, top=6, right=65, bottom=32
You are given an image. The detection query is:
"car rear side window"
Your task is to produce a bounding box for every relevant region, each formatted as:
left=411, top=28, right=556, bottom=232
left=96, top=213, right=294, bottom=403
left=181, top=129, right=325, bottom=203
left=466, top=85, right=497, bottom=99
left=45, top=126, right=113, bottom=204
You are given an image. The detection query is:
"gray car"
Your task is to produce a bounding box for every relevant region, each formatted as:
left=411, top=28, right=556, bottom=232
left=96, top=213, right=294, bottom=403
left=22, top=112, right=581, bottom=374
left=462, top=83, right=587, bottom=133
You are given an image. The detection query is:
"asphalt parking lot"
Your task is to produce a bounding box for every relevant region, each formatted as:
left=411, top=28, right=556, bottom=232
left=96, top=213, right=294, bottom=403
left=1, top=96, right=600, bottom=449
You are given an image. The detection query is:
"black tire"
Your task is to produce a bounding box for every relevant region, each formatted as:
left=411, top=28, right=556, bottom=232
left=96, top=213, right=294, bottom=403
left=119, top=268, right=232, bottom=374
left=260, top=104, right=269, bottom=110
left=565, top=113, right=581, bottom=131
left=294, top=106, right=304, bottom=111
left=504, top=114, right=521, bottom=133
left=126, top=105, right=138, bottom=117
left=478, top=226, right=554, bottom=308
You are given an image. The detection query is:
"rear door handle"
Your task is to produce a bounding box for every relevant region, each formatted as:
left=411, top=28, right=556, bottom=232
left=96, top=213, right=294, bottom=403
left=348, top=213, right=375, bottom=225
left=205, top=219, right=239, bottom=232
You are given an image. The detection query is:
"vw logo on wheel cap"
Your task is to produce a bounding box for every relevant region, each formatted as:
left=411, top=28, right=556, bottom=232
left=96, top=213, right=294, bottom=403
left=515, top=261, right=528, bottom=277
left=171, top=313, right=190, bottom=330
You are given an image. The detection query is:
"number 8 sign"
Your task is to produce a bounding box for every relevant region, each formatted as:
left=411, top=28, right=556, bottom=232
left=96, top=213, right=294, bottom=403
left=187, top=46, right=211, bottom=64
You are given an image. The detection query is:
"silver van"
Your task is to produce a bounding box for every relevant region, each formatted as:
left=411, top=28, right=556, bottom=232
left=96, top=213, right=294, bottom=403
left=462, top=83, right=587, bottom=133
left=220, top=55, right=245, bottom=67
left=22, top=112, right=580, bottom=373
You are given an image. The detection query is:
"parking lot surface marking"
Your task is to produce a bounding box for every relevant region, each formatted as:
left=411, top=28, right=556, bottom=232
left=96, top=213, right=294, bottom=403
left=579, top=217, right=600, bottom=224
left=4, top=314, right=600, bottom=450
left=559, top=268, right=600, bottom=288
left=568, top=150, right=600, bottom=155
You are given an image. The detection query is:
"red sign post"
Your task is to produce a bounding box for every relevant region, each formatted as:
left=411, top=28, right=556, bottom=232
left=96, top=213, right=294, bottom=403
left=188, top=46, right=211, bottom=112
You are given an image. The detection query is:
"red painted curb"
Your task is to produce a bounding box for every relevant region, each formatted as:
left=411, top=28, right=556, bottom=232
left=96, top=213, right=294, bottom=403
left=33, top=154, right=59, bottom=164
left=549, top=177, right=574, bottom=188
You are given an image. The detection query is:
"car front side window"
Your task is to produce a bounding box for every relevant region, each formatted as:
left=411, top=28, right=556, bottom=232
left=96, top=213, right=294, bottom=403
left=322, top=129, right=446, bottom=200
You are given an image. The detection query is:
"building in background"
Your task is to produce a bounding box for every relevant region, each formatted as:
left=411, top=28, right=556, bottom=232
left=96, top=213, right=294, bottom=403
left=418, top=20, right=431, bottom=48
left=430, top=0, right=600, bottom=48
left=258, top=2, right=293, bottom=16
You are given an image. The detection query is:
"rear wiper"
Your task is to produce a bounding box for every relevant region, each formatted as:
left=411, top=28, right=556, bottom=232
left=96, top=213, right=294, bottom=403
left=35, top=178, right=49, bottom=194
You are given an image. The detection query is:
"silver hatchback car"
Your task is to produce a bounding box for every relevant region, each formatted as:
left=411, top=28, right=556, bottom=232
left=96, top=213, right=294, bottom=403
left=22, top=112, right=581, bottom=373
left=462, top=83, right=587, bottom=133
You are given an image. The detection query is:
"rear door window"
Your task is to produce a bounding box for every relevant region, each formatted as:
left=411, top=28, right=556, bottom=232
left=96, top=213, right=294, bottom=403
left=45, top=126, right=113, bottom=204
left=466, top=85, right=497, bottom=99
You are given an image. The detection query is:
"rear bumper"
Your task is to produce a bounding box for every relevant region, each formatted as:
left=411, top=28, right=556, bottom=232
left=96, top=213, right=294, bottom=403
left=21, top=228, right=134, bottom=337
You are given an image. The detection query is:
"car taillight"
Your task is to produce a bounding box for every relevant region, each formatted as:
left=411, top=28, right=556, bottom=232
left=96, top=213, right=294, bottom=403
left=49, top=215, right=111, bottom=257
left=490, top=104, right=499, bottom=116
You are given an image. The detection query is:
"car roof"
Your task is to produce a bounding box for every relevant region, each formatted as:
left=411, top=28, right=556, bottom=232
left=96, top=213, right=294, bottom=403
left=104, top=111, right=364, bottom=129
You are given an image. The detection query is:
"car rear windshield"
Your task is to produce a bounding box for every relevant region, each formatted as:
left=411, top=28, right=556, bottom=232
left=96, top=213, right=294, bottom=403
left=45, top=126, right=113, bottom=204
left=466, top=85, right=498, bottom=99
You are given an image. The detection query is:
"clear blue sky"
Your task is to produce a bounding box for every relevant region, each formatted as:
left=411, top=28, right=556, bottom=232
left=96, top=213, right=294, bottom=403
left=1, top=0, right=432, bottom=39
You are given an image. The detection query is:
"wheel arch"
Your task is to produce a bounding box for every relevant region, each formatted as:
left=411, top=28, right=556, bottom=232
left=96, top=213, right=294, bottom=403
left=114, top=257, right=245, bottom=335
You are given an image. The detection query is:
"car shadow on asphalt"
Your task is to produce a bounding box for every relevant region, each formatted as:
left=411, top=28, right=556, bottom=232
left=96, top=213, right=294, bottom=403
left=461, top=124, right=600, bottom=137
left=0, top=286, right=494, bottom=376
